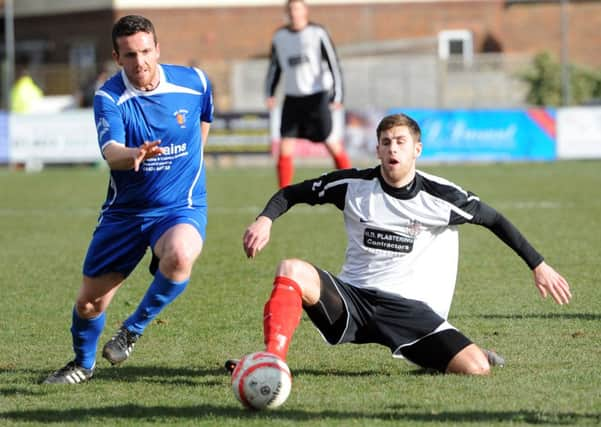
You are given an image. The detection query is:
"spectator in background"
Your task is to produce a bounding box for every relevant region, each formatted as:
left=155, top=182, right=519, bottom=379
left=80, top=64, right=110, bottom=108
left=11, top=63, right=43, bottom=113
left=265, top=0, right=351, bottom=188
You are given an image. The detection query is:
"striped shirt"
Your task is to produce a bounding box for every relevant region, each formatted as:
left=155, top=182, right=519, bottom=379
left=265, top=22, right=343, bottom=103
left=259, top=166, right=543, bottom=319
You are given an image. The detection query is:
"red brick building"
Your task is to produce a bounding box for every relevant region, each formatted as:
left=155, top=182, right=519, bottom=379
left=2, top=0, right=599, bottom=107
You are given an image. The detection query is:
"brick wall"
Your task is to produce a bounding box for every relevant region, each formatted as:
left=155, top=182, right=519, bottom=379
left=10, top=2, right=600, bottom=66
left=7, top=1, right=600, bottom=105
left=503, top=1, right=601, bottom=67
left=121, top=2, right=507, bottom=64
left=121, top=1, right=599, bottom=68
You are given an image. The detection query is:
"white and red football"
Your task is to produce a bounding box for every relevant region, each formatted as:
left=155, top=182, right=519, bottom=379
left=231, top=351, right=292, bottom=410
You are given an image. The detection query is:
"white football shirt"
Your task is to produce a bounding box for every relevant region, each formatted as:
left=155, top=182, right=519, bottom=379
left=265, top=23, right=343, bottom=103
left=260, top=166, right=543, bottom=320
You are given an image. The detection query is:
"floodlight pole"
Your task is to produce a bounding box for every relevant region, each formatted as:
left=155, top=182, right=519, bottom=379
left=3, top=0, right=15, bottom=111
left=560, top=0, right=571, bottom=106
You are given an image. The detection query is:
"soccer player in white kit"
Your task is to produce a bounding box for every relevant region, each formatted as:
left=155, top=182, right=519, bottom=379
left=266, top=0, right=351, bottom=188
left=232, top=113, right=571, bottom=375
left=44, top=15, right=214, bottom=384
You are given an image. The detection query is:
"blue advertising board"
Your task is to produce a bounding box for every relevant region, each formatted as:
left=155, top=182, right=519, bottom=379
left=387, top=108, right=556, bottom=162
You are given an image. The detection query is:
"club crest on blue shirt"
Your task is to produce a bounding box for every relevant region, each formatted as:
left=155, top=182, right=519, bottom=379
left=173, top=109, right=189, bottom=128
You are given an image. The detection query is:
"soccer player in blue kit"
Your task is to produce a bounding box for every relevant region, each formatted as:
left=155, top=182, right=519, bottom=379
left=44, top=15, right=214, bottom=384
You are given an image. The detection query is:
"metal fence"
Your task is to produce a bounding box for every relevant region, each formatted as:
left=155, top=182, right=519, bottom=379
left=3, top=52, right=533, bottom=112
left=230, top=52, right=533, bottom=111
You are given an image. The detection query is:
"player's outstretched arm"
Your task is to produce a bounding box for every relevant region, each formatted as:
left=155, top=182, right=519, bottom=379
left=103, top=140, right=164, bottom=171
left=532, top=261, right=572, bottom=305
left=243, top=216, right=273, bottom=258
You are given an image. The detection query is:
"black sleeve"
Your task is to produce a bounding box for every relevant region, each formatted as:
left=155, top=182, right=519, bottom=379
left=265, top=43, right=281, bottom=98
left=471, top=201, right=544, bottom=270
left=319, top=30, right=343, bottom=104
left=259, top=170, right=350, bottom=220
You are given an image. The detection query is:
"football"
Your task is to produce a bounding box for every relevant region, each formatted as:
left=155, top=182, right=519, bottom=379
left=231, top=351, right=292, bottom=410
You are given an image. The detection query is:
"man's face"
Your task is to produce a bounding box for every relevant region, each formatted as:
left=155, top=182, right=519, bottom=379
left=287, top=1, right=308, bottom=29
left=113, top=31, right=160, bottom=90
left=376, top=125, right=422, bottom=187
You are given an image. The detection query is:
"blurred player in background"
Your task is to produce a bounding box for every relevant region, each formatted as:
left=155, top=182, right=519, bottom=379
left=227, top=113, right=571, bottom=376
left=266, top=0, right=351, bottom=188
left=44, top=15, right=214, bottom=384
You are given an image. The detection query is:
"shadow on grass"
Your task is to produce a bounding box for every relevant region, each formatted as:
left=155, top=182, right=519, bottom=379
left=457, top=312, right=601, bottom=321
left=93, top=365, right=227, bottom=387
left=3, top=364, right=431, bottom=389
left=292, top=368, right=392, bottom=377
left=0, top=366, right=227, bottom=387
left=294, top=368, right=436, bottom=377
left=1, top=403, right=599, bottom=424
left=6, top=364, right=423, bottom=387
left=0, top=387, right=47, bottom=397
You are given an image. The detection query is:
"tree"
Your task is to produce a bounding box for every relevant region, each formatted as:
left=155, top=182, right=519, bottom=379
left=520, top=51, right=601, bottom=106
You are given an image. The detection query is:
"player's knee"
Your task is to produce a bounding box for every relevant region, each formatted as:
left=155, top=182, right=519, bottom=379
left=276, top=258, right=304, bottom=277
left=275, top=258, right=320, bottom=303
left=446, top=345, right=491, bottom=376
left=74, top=299, right=102, bottom=319
left=161, top=246, right=196, bottom=275
left=459, top=360, right=491, bottom=376
left=446, top=361, right=490, bottom=376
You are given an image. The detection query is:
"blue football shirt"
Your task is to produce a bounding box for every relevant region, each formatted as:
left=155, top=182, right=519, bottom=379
left=94, top=64, right=214, bottom=215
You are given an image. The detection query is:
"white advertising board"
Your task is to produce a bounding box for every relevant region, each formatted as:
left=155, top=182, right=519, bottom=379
left=9, top=109, right=102, bottom=164
left=557, top=107, right=601, bottom=159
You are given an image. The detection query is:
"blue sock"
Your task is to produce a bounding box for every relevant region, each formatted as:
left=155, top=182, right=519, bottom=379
left=123, top=269, right=189, bottom=335
left=71, top=307, right=105, bottom=369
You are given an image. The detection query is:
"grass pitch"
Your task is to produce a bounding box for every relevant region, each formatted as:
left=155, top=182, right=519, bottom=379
left=1, top=160, right=600, bottom=426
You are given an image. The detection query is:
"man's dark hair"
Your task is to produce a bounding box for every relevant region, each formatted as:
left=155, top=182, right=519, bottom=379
left=112, top=15, right=157, bottom=53
left=376, top=113, right=422, bottom=143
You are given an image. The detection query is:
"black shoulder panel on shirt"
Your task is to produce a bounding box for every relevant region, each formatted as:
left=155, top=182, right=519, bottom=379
left=324, top=166, right=379, bottom=182
left=259, top=167, right=378, bottom=220
left=305, top=167, right=379, bottom=210
left=415, top=172, right=483, bottom=224
left=417, top=173, right=469, bottom=205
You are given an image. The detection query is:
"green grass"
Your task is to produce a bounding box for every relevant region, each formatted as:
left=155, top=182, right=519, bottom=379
left=1, top=160, right=600, bottom=426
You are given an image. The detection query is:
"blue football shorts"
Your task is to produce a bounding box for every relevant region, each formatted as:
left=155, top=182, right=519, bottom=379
left=82, top=206, right=207, bottom=278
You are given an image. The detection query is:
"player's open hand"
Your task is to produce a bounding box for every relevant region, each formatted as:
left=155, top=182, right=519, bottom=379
left=532, top=261, right=572, bottom=305
left=243, top=216, right=273, bottom=258
left=133, top=140, right=164, bottom=171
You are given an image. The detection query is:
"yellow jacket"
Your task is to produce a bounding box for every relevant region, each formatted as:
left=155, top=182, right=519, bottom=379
left=11, top=75, right=43, bottom=113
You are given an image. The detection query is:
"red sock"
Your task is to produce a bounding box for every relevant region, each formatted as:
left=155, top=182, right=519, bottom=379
left=263, top=276, right=303, bottom=361
left=333, top=150, right=351, bottom=170
left=277, top=154, right=294, bottom=188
